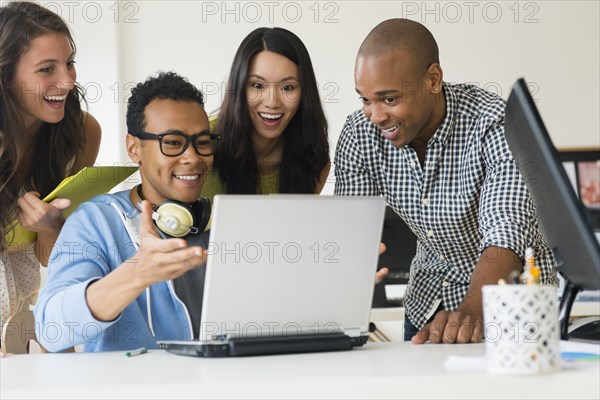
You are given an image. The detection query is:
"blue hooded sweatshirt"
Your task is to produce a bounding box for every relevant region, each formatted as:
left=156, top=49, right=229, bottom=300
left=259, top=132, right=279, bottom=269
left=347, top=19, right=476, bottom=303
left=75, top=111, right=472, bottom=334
left=34, top=190, right=201, bottom=352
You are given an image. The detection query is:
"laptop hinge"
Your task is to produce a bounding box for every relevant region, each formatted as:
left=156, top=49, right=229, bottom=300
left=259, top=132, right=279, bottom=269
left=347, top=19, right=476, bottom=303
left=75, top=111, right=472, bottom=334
left=343, top=327, right=363, bottom=337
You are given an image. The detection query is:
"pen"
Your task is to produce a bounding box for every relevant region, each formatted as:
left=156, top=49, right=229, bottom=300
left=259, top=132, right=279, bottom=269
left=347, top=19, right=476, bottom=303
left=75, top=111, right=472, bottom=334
left=529, top=251, right=541, bottom=284
left=369, top=322, right=391, bottom=342
left=520, top=247, right=540, bottom=285
left=125, top=347, right=148, bottom=357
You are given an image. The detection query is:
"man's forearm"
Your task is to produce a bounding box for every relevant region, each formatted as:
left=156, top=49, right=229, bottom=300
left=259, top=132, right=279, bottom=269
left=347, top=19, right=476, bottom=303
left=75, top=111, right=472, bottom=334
left=458, top=246, right=522, bottom=316
left=85, top=262, right=146, bottom=322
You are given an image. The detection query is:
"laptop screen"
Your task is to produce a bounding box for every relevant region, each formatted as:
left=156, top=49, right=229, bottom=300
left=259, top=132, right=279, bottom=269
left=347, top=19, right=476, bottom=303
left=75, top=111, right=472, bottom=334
left=200, top=195, right=386, bottom=341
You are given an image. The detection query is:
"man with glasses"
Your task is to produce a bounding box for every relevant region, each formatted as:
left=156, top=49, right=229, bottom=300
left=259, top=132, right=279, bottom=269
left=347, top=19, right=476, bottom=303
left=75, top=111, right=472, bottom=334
left=35, top=72, right=219, bottom=352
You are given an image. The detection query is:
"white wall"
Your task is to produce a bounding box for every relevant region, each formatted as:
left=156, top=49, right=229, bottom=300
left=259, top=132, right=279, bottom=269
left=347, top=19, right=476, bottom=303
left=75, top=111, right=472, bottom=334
left=27, top=0, right=599, bottom=191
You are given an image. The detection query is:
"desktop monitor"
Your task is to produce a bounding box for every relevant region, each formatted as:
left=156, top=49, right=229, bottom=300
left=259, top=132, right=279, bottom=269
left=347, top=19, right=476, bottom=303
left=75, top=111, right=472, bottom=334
left=372, top=207, right=417, bottom=308
left=504, top=78, right=600, bottom=340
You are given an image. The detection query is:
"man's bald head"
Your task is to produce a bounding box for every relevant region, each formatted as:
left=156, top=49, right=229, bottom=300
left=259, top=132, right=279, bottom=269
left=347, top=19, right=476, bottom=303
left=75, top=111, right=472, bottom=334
left=358, top=19, right=439, bottom=75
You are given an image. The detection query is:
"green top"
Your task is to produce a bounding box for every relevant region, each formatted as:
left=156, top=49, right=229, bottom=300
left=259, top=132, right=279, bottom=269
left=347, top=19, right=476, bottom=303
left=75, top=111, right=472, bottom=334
left=200, top=167, right=280, bottom=202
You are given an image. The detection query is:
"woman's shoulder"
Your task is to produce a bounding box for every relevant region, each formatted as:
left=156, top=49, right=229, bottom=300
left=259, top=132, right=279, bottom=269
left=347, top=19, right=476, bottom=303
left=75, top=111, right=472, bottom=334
left=315, top=162, right=331, bottom=194
left=71, top=111, right=102, bottom=173
left=82, top=111, right=102, bottom=153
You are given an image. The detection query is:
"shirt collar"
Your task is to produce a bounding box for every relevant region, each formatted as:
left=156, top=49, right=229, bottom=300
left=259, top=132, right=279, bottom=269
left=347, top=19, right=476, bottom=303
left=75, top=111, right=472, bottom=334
left=428, top=82, right=456, bottom=147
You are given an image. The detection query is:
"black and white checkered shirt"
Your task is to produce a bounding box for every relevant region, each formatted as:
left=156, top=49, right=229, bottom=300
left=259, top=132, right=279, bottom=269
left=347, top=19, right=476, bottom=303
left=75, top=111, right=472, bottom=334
left=334, top=82, right=558, bottom=329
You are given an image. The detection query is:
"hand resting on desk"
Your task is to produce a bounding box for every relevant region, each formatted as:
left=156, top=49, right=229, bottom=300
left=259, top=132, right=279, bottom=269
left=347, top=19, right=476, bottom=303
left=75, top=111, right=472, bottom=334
left=411, top=309, right=483, bottom=344
left=410, top=246, right=519, bottom=344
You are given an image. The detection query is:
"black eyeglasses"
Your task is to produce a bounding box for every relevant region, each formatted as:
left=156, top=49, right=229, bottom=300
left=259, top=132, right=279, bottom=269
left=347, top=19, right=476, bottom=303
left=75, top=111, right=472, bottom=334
left=132, top=130, right=220, bottom=157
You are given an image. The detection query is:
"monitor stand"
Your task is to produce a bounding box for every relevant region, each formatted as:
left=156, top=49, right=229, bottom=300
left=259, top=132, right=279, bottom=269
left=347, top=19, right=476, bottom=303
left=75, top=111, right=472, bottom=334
left=559, top=280, right=600, bottom=343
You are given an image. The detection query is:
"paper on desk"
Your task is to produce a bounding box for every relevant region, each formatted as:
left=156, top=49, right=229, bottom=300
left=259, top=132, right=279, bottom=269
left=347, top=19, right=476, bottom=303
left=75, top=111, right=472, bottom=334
left=444, top=340, right=600, bottom=372
left=560, top=339, right=600, bottom=355
left=560, top=340, right=600, bottom=369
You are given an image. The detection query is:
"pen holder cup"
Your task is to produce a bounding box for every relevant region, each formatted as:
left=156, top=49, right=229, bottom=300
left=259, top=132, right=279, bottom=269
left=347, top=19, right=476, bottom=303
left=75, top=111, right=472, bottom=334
left=482, top=284, right=560, bottom=375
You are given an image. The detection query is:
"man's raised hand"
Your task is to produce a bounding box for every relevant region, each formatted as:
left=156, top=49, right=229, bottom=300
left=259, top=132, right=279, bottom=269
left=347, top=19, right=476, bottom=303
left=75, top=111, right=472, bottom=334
left=133, top=200, right=207, bottom=286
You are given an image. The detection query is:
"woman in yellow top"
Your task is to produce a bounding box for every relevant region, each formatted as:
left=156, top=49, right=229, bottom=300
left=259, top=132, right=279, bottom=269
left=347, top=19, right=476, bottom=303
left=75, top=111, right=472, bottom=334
left=0, top=1, right=102, bottom=348
left=202, top=27, right=330, bottom=200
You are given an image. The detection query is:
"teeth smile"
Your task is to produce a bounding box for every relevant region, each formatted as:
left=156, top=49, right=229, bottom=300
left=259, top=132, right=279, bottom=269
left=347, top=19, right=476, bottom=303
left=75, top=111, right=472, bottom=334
left=175, top=175, right=198, bottom=181
left=259, top=112, right=283, bottom=120
left=382, top=125, right=399, bottom=134
left=44, top=94, right=68, bottom=101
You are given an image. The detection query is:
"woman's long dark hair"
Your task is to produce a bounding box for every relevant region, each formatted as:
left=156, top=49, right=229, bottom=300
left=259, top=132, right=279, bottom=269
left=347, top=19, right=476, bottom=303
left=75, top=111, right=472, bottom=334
left=214, top=27, right=329, bottom=194
left=0, top=1, right=86, bottom=250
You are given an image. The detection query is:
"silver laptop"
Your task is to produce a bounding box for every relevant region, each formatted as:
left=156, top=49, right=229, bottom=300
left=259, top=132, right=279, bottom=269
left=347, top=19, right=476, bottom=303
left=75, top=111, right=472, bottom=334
left=159, top=195, right=385, bottom=357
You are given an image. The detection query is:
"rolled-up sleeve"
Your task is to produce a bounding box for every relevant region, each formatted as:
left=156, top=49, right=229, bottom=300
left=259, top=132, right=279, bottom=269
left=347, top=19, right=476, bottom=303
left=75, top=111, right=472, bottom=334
left=334, top=114, right=380, bottom=196
left=478, top=119, right=537, bottom=260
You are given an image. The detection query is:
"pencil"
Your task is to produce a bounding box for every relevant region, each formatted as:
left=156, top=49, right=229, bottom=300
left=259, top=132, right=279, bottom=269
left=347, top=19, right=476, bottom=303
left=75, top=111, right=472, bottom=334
left=125, top=347, right=148, bottom=357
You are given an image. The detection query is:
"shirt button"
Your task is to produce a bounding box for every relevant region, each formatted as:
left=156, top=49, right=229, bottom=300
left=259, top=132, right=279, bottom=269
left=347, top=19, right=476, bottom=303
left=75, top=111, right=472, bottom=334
left=439, top=255, right=445, bottom=261
left=410, top=161, right=416, bottom=168
left=422, top=198, right=429, bottom=206
left=442, top=281, right=450, bottom=287
left=427, top=230, right=434, bottom=237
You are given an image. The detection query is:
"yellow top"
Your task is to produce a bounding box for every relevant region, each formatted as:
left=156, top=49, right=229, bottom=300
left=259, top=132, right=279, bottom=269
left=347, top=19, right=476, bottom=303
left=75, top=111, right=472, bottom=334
left=200, top=167, right=280, bottom=202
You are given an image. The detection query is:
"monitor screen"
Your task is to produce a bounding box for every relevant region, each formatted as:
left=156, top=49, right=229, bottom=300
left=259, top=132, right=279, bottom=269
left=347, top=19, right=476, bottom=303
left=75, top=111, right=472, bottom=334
left=373, top=206, right=417, bottom=308
left=504, top=79, right=600, bottom=291
left=504, top=78, right=600, bottom=340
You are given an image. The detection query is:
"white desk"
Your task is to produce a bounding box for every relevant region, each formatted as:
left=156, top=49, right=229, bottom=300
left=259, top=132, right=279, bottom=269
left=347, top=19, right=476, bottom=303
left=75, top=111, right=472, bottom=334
left=2, top=342, right=598, bottom=399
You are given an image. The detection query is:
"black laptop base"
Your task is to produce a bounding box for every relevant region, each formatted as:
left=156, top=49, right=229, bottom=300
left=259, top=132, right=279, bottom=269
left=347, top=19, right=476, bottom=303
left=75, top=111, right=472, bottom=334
left=158, top=333, right=368, bottom=358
